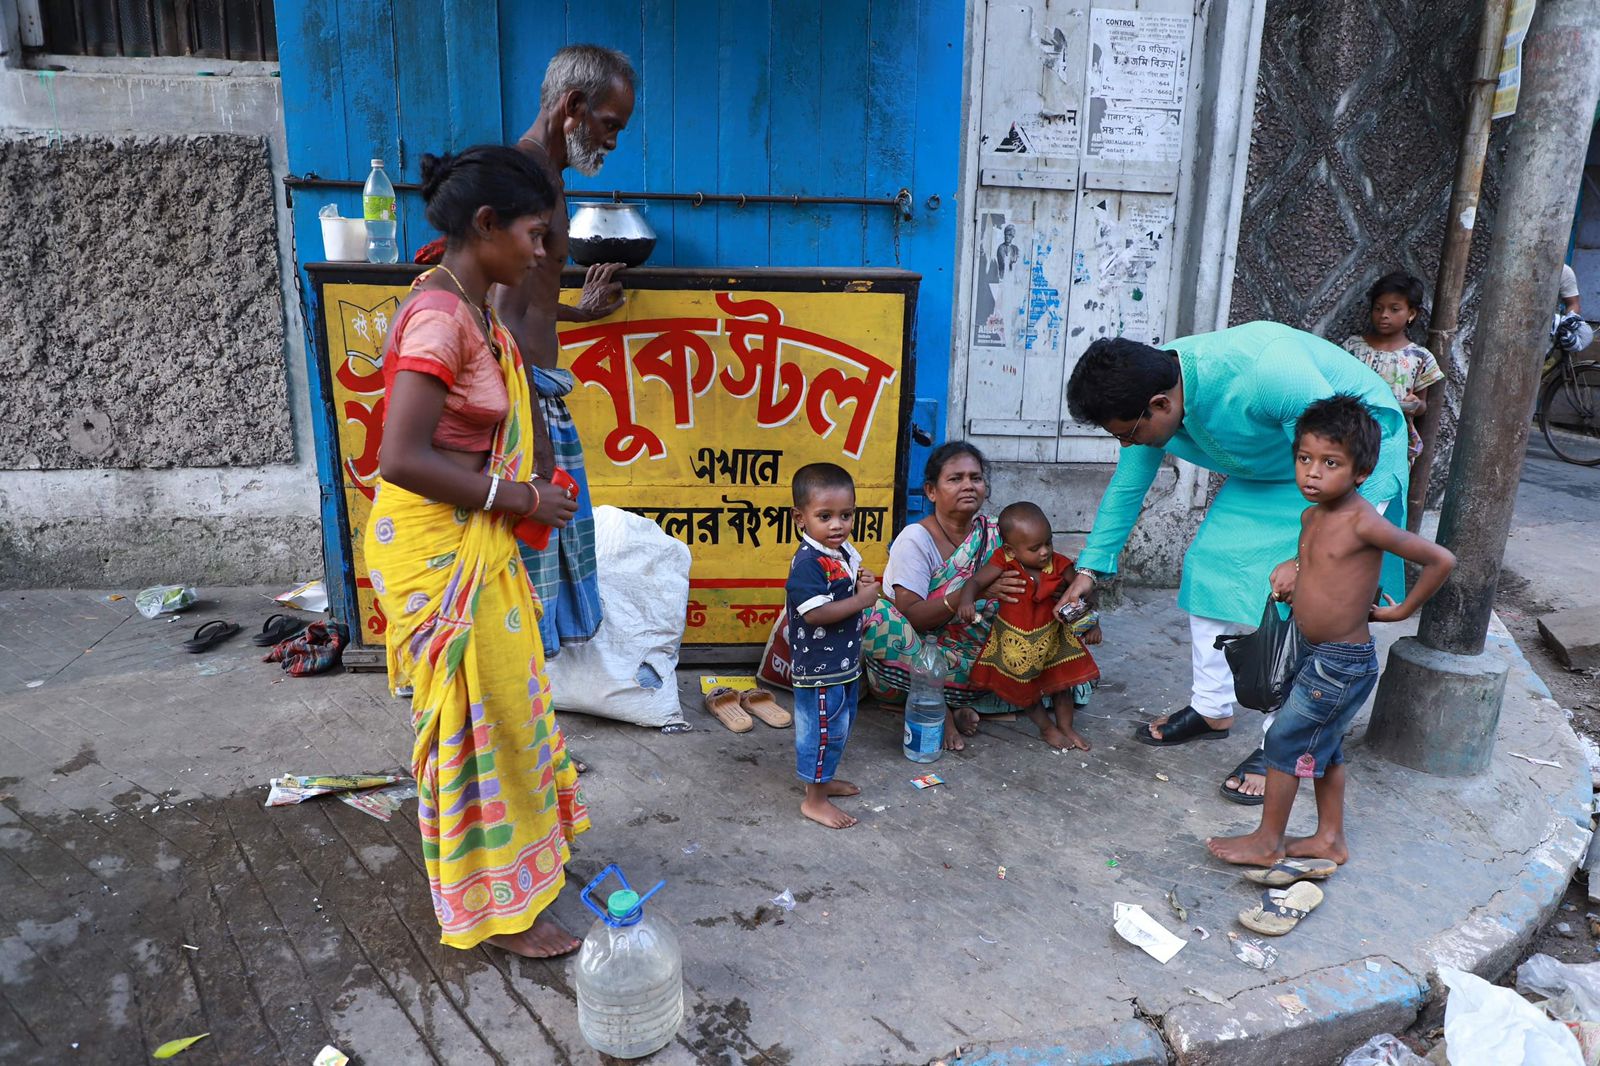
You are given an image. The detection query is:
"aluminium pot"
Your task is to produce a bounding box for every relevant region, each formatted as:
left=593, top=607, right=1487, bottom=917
left=568, top=201, right=657, bottom=268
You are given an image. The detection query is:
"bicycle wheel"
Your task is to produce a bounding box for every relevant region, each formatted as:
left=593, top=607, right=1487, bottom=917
left=1540, top=361, right=1600, bottom=466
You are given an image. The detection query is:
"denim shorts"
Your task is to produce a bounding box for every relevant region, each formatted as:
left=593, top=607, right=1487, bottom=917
left=1263, top=640, right=1379, bottom=779
left=794, top=679, right=858, bottom=784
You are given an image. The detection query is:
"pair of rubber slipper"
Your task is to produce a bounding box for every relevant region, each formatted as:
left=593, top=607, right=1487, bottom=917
left=704, top=687, right=791, bottom=733
left=1236, top=858, right=1337, bottom=935
left=182, top=613, right=308, bottom=654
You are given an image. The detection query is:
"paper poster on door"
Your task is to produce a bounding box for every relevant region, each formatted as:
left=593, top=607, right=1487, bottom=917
left=993, top=113, right=1081, bottom=159
left=972, top=212, right=1031, bottom=348
left=1086, top=102, right=1182, bottom=162
left=1087, top=10, right=1190, bottom=105
left=1085, top=9, right=1192, bottom=164
left=1091, top=200, right=1172, bottom=290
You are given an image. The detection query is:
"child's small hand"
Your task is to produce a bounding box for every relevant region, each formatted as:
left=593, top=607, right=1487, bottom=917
left=1370, top=592, right=1407, bottom=623
left=1081, top=624, right=1102, bottom=646
left=855, top=568, right=880, bottom=604
left=957, top=601, right=977, bottom=623
left=1269, top=560, right=1298, bottom=603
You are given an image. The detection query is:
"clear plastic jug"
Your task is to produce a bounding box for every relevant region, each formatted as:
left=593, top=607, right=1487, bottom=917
left=904, top=636, right=947, bottom=762
left=575, top=865, right=683, bottom=1059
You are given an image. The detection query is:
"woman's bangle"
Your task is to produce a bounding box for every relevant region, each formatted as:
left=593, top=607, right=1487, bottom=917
left=482, top=474, right=501, bottom=511
left=1074, top=567, right=1098, bottom=585
left=943, top=593, right=956, bottom=613
left=526, top=479, right=542, bottom=517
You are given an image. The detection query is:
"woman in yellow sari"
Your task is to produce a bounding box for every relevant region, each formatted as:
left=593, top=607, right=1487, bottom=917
left=366, top=145, right=587, bottom=957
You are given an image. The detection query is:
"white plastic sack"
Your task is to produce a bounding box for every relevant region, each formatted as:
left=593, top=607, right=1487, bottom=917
left=1440, top=966, right=1584, bottom=1066
left=1519, top=954, right=1600, bottom=1024
left=546, top=506, right=689, bottom=727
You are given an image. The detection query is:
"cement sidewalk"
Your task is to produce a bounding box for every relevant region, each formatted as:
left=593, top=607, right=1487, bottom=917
left=0, top=585, right=1587, bottom=1065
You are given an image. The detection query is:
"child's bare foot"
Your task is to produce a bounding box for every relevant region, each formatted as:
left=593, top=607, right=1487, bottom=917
left=822, top=780, right=860, bottom=797
left=1206, top=829, right=1285, bottom=867
left=1286, top=831, right=1348, bottom=864
left=953, top=706, right=980, bottom=736
left=943, top=709, right=968, bottom=751
left=1025, top=703, right=1071, bottom=750
left=801, top=795, right=858, bottom=829
left=1038, top=705, right=1092, bottom=751
left=485, top=916, right=580, bottom=958
left=1037, top=719, right=1073, bottom=749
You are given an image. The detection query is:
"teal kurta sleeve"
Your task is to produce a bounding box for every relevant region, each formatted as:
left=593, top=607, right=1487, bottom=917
left=1076, top=444, right=1165, bottom=575
left=1245, top=333, right=1410, bottom=512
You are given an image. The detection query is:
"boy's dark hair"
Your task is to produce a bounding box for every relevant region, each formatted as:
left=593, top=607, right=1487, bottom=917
left=922, top=440, right=989, bottom=490
left=419, top=145, right=556, bottom=239
left=998, top=501, right=1050, bottom=541
left=1065, top=337, right=1180, bottom=425
left=792, top=462, right=855, bottom=508
left=1295, top=395, right=1382, bottom=476
left=1367, top=271, right=1425, bottom=311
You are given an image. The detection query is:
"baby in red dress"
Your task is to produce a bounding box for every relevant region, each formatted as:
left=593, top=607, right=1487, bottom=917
left=956, top=502, right=1102, bottom=750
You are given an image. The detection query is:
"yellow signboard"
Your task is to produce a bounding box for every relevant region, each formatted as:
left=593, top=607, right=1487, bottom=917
left=317, top=276, right=910, bottom=647
left=319, top=282, right=400, bottom=645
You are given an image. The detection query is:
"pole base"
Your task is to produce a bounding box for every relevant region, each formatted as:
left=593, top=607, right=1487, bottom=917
left=1364, top=636, right=1509, bottom=777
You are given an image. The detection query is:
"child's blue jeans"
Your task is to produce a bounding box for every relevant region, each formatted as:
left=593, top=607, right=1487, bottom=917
left=794, top=680, right=858, bottom=784
left=1263, top=640, right=1379, bottom=779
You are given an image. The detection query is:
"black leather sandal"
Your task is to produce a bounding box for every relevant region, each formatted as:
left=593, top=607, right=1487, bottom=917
left=1220, top=747, right=1268, bottom=806
left=1133, top=705, right=1229, bottom=746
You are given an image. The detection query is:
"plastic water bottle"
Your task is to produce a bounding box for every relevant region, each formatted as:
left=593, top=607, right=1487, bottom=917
left=363, top=158, right=399, bottom=264
left=576, top=865, right=683, bottom=1058
left=904, top=637, right=947, bottom=762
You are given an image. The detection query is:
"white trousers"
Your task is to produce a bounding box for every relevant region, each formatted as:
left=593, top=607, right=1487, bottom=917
left=1190, top=614, right=1273, bottom=737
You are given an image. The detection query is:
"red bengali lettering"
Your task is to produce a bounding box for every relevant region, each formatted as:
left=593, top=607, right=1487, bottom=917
left=716, top=293, right=807, bottom=429
left=632, top=325, right=717, bottom=428
left=564, top=317, right=717, bottom=465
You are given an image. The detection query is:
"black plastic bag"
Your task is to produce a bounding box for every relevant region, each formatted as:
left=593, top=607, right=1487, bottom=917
left=1214, top=597, right=1306, bottom=712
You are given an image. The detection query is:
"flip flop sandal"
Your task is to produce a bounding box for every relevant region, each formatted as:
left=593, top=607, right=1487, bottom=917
left=1238, top=882, right=1324, bottom=936
left=183, top=619, right=241, bottom=654
left=704, top=687, right=754, bottom=733
left=1220, top=747, right=1268, bottom=807
left=1135, top=705, right=1229, bottom=747
left=1242, top=858, right=1338, bottom=887
left=739, top=688, right=792, bottom=728
left=251, top=613, right=309, bottom=647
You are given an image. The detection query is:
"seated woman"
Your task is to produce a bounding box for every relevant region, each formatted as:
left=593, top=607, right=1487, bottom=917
left=861, top=442, right=1026, bottom=750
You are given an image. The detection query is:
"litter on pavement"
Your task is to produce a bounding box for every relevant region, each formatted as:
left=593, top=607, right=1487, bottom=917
left=265, top=773, right=403, bottom=807
left=1113, top=902, right=1187, bottom=964
left=1228, top=931, right=1278, bottom=970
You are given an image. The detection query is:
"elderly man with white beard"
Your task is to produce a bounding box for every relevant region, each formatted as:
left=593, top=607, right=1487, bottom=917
left=497, top=45, right=636, bottom=732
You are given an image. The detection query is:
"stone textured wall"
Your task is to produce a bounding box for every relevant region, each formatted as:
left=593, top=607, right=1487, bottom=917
left=0, top=133, right=292, bottom=470
left=1229, top=0, right=1506, bottom=499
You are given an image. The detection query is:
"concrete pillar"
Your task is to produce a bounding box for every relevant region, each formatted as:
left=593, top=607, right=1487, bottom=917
left=1367, top=0, right=1600, bottom=775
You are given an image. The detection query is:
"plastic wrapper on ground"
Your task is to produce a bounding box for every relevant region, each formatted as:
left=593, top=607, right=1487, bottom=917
left=1342, top=1033, right=1426, bottom=1066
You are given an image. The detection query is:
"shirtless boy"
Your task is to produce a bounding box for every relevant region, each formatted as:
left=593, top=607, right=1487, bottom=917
left=1208, top=395, right=1455, bottom=869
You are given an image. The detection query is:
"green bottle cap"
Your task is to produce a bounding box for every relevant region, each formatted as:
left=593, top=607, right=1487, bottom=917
left=607, top=889, right=641, bottom=920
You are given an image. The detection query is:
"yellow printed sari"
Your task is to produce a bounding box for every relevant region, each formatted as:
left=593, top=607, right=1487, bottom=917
left=364, top=275, right=588, bottom=949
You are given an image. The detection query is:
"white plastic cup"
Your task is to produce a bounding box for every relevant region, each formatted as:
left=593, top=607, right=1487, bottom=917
left=321, top=217, right=368, bottom=261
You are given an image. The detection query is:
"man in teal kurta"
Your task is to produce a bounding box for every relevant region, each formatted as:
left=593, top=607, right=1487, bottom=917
left=1061, top=323, right=1409, bottom=800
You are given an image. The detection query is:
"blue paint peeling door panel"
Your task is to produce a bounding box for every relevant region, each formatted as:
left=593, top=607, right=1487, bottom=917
left=274, top=0, right=966, bottom=624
